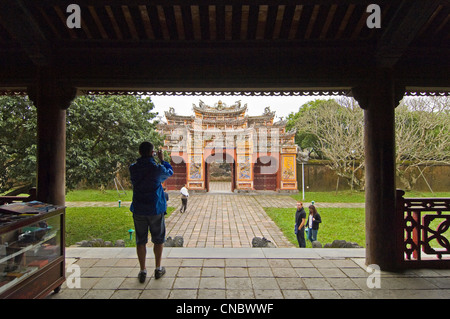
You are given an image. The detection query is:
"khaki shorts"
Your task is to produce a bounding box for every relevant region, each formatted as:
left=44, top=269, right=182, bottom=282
left=133, top=213, right=166, bottom=245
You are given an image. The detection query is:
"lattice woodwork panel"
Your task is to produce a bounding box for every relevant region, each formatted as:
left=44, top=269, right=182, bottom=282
left=400, top=195, right=450, bottom=262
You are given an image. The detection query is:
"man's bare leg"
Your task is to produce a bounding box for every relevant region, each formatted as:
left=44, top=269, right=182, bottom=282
left=154, top=243, right=163, bottom=268
left=136, top=244, right=148, bottom=283
left=153, top=243, right=166, bottom=279
left=137, top=244, right=147, bottom=271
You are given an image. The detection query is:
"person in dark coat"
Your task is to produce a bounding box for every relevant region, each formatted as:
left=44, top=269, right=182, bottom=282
left=307, top=205, right=322, bottom=242
left=294, top=202, right=306, bottom=248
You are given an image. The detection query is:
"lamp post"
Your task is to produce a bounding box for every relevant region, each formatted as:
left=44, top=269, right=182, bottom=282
left=298, top=149, right=310, bottom=201
left=302, top=162, right=305, bottom=201
left=351, top=150, right=355, bottom=192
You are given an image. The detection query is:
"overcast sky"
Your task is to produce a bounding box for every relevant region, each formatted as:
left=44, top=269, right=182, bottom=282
left=150, top=95, right=333, bottom=122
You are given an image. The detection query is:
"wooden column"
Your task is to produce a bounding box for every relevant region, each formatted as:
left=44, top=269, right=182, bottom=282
left=353, top=69, right=404, bottom=271
left=28, top=70, right=76, bottom=206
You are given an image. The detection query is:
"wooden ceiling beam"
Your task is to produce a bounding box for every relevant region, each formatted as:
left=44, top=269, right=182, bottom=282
left=24, top=0, right=392, bottom=7
left=0, top=1, right=51, bottom=66
left=376, top=0, right=443, bottom=67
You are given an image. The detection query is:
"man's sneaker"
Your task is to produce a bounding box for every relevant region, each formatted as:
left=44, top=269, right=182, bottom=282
left=155, top=267, right=166, bottom=279
left=138, top=270, right=147, bottom=283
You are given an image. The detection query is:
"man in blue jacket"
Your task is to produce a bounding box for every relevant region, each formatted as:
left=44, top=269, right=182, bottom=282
left=130, top=142, right=173, bottom=282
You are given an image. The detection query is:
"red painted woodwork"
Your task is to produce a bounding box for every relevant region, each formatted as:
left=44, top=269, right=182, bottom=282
left=165, top=158, right=186, bottom=191
left=397, top=189, right=450, bottom=269
left=253, top=157, right=277, bottom=191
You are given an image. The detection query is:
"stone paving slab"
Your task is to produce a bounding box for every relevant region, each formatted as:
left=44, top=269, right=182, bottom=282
left=49, top=247, right=450, bottom=300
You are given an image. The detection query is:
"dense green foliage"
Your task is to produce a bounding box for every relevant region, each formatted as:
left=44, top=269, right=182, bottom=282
left=66, top=95, right=162, bottom=189
left=0, top=95, right=162, bottom=192
left=0, top=96, right=37, bottom=192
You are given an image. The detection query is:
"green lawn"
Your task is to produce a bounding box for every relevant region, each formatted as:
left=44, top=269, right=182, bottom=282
left=291, top=191, right=365, bottom=203
left=65, top=189, right=449, bottom=203
left=291, top=190, right=450, bottom=204
left=66, top=189, right=133, bottom=202
left=265, top=207, right=366, bottom=248
left=65, top=206, right=175, bottom=247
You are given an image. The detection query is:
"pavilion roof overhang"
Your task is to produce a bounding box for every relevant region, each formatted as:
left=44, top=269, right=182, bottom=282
left=0, top=1, right=449, bottom=95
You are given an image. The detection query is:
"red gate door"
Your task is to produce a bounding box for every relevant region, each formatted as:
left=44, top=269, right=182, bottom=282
left=165, top=158, right=186, bottom=190
left=253, top=157, right=277, bottom=190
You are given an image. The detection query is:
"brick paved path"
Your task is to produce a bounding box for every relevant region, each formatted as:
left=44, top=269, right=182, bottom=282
left=165, top=193, right=295, bottom=248
left=65, top=183, right=364, bottom=248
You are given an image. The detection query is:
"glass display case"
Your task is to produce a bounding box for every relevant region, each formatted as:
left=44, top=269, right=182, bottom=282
left=0, top=201, right=65, bottom=299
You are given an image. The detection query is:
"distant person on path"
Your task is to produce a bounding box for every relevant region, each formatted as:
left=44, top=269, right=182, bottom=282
left=307, top=204, right=322, bottom=243
left=129, top=142, right=173, bottom=282
left=295, top=201, right=306, bottom=248
left=180, top=184, right=189, bottom=213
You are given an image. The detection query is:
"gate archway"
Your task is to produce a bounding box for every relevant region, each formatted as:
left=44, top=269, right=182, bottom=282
left=205, top=150, right=236, bottom=193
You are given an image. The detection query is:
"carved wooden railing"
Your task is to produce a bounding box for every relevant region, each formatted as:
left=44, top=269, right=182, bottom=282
left=397, top=189, right=450, bottom=268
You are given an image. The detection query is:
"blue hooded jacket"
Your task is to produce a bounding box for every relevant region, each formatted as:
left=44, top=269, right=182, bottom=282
left=129, top=157, right=173, bottom=215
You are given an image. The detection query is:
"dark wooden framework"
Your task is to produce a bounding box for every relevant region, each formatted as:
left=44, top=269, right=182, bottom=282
left=0, top=1, right=449, bottom=271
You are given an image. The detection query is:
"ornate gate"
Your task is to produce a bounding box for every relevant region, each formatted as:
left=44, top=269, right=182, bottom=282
left=158, top=100, right=297, bottom=192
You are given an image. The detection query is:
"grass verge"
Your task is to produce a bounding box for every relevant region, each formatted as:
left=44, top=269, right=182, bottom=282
left=66, top=189, right=133, bottom=202
left=291, top=190, right=450, bottom=204
left=65, top=206, right=175, bottom=247
left=264, top=207, right=366, bottom=248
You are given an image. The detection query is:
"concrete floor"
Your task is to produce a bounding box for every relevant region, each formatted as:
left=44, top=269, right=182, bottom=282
left=57, top=185, right=450, bottom=300
left=48, top=247, right=450, bottom=299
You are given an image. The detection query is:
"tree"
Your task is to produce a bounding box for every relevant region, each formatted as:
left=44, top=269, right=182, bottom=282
left=0, top=95, right=162, bottom=192
left=0, top=96, right=37, bottom=193
left=395, top=96, right=450, bottom=190
left=286, top=100, right=322, bottom=154
left=66, top=95, right=162, bottom=189
left=292, top=98, right=365, bottom=191
left=289, top=96, right=450, bottom=192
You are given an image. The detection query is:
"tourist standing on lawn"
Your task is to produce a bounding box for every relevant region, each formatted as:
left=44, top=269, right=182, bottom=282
left=295, top=201, right=307, bottom=248
left=307, top=204, right=322, bottom=243
left=129, top=142, right=173, bottom=282
left=180, top=184, right=189, bottom=213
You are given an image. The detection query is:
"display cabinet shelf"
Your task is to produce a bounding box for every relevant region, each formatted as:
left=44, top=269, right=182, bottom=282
left=0, top=201, right=65, bottom=299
